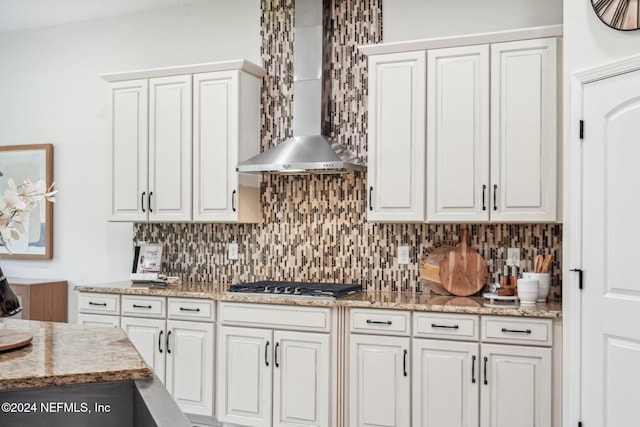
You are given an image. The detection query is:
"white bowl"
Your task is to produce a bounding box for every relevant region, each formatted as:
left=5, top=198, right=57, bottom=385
left=522, top=272, right=550, bottom=302
left=517, top=279, right=539, bottom=304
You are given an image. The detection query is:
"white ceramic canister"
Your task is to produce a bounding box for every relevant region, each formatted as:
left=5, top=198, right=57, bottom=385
left=516, top=278, right=539, bottom=304
left=522, top=272, right=550, bottom=302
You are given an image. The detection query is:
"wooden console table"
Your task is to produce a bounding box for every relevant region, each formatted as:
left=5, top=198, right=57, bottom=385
left=9, top=278, right=68, bottom=322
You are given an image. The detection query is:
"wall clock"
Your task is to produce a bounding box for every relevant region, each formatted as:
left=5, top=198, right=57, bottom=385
left=591, top=0, right=640, bottom=31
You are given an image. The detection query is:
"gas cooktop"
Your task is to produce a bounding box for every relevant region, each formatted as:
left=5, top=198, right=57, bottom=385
left=227, top=281, right=362, bottom=299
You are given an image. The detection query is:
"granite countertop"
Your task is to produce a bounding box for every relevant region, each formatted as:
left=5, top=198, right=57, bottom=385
left=0, top=319, right=153, bottom=391
left=75, top=282, right=562, bottom=318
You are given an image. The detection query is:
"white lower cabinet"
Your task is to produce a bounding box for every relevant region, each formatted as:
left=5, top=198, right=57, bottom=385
left=480, top=344, right=551, bottom=427
left=412, top=339, right=479, bottom=427
left=80, top=294, right=216, bottom=418
left=349, top=334, right=411, bottom=427
left=121, top=316, right=166, bottom=383
left=350, top=310, right=555, bottom=427
left=217, top=303, right=332, bottom=427
left=77, top=313, right=120, bottom=328
left=165, top=319, right=215, bottom=417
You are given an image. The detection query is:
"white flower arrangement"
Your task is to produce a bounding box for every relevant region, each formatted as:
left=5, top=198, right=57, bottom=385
left=0, top=178, right=57, bottom=250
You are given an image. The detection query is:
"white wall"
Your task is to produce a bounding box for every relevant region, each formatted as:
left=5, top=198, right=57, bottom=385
left=0, top=0, right=260, bottom=322
left=383, top=0, right=562, bottom=42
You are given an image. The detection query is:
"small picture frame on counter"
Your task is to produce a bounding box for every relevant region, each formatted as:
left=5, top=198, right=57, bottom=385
left=130, top=243, right=163, bottom=282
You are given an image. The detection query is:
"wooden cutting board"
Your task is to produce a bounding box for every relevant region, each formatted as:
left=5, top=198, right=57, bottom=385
left=439, top=229, right=488, bottom=296
left=0, top=330, right=33, bottom=352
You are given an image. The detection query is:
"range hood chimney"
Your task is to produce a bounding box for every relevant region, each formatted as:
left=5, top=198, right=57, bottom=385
left=236, top=0, right=366, bottom=174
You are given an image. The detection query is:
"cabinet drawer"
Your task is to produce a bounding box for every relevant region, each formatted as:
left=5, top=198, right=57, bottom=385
left=168, top=298, right=215, bottom=322
left=350, top=309, right=410, bottom=336
left=414, top=313, right=479, bottom=341
left=121, top=295, right=166, bottom=318
left=219, top=302, right=331, bottom=332
left=481, top=316, right=552, bottom=346
left=78, top=293, right=120, bottom=315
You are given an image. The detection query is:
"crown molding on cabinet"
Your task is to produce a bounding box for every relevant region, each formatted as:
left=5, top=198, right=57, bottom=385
left=100, top=59, right=266, bottom=82
left=358, top=24, right=563, bottom=56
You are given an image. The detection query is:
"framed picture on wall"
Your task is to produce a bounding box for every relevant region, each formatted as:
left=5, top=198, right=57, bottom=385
left=0, top=144, right=54, bottom=259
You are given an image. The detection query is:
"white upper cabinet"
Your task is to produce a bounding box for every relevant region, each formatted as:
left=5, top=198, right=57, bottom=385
left=426, top=38, right=557, bottom=223
left=193, top=71, right=261, bottom=223
left=367, top=51, right=426, bottom=222
left=108, top=79, right=149, bottom=222
left=105, top=60, right=264, bottom=223
left=427, top=45, right=490, bottom=222
left=362, top=26, right=561, bottom=224
left=148, top=75, right=192, bottom=222
left=490, top=38, right=557, bottom=222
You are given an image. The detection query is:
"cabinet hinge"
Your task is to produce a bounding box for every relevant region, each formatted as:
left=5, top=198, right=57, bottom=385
left=571, top=268, right=583, bottom=290
left=579, top=120, right=584, bottom=140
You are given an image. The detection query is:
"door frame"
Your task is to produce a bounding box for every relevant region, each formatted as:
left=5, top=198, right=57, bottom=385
left=566, top=53, right=640, bottom=427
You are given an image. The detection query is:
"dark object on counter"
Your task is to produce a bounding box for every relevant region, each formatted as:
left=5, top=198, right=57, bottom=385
left=0, top=269, right=21, bottom=317
left=228, top=281, right=361, bottom=298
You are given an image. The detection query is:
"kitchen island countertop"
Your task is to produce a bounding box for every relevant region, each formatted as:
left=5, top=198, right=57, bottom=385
left=75, top=282, right=562, bottom=318
left=0, top=319, right=153, bottom=391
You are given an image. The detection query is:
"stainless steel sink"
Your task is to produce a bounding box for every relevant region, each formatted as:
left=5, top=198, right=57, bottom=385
left=0, top=377, right=190, bottom=427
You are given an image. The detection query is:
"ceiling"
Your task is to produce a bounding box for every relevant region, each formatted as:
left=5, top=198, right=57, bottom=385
left=0, top=0, right=210, bottom=33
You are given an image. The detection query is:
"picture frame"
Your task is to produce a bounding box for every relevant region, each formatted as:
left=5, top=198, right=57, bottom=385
left=0, top=144, right=54, bottom=259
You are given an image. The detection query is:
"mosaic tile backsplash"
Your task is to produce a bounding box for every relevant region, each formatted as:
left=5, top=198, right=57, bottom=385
left=134, top=0, right=563, bottom=300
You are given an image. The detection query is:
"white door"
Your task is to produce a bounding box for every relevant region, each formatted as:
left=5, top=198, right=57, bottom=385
left=480, top=344, right=551, bottom=427
left=165, top=320, right=214, bottom=417
left=193, top=71, right=240, bottom=222
left=580, top=68, right=640, bottom=426
left=273, top=330, right=330, bottom=427
left=108, top=79, right=148, bottom=221
left=120, top=316, right=166, bottom=383
left=349, top=334, right=410, bottom=427
left=427, top=45, right=490, bottom=222
left=490, top=38, right=557, bottom=222
left=412, top=339, right=479, bottom=427
left=367, top=51, right=426, bottom=222
left=148, top=75, right=192, bottom=222
left=218, top=326, right=273, bottom=427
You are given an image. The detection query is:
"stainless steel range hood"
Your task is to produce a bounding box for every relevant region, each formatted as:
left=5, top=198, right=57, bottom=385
left=236, top=0, right=366, bottom=175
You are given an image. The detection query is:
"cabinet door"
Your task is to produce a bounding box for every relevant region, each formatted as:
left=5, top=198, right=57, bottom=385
left=481, top=344, right=551, bottom=427
left=193, top=71, right=240, bottom=222
left=349, top=334, right=411, bottom=427
left=120, top=316, right=166, bottom=383
left=165, top=320, right=214, bottom=417
left=427, top=45, right=490, bottom=222
left=148, top=75, right=192, bottom=222
left=273, top=330, right=330, bottom=427
left=77, top=313, right=120, bottom=328
left=108, top=79, right=148, bottom=221
left=218, top=326, right=273, bottom=427
left=413, top=339, right=479, bottom=427
left=490, top=38, right=557, bottom=222
left=367, top=51, right=426, bottom=222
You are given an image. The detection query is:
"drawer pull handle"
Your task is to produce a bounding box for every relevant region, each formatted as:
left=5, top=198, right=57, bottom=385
left=166, top=330, right=171, bottom=354
left=179, top=307, right=201, bottom=312
left=366, top=320, right=392, bottom=325
left=88, top=302, right=107, bottom=306
left=403, top=349, right=408, bottom=377
left=482, top=185, right=487, bottom=211
left=501, top=328, right=532, bottom=334
left=471, top=355, right=476, bottom=384
left=133, top=304, right=152, bottom=309
left=265, top=341, right=270, bottom=367
left=275, top=342, right=280, bottom=368
left=159, top=330, right=163, bottom=353
left=483, top=357, right=488, bottom=385
left=369, top=186, right=373, bottom=211
left=141, top=191, right=146, bottom=213
left=431, top=323, right=459, bottom=329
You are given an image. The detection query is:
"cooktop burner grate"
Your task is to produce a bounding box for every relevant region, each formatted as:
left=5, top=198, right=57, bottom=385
left=227, top=281, right=362, bottom=298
